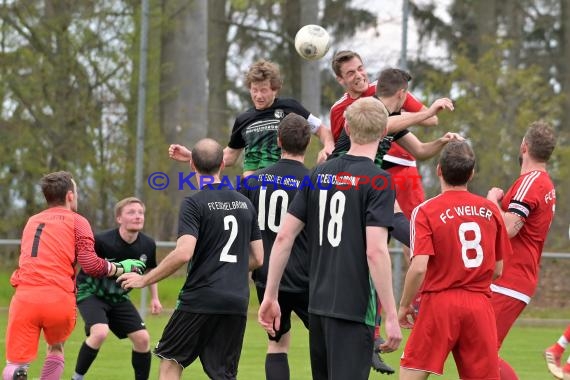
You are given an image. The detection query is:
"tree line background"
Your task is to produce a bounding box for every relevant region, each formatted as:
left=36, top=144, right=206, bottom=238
left=1, top=0, right=568, bottom=252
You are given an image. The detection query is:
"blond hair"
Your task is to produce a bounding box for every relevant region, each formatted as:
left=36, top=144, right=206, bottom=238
left=345, top=97, right=388, bottom=144
left=114, top=197, right=145, bottom=218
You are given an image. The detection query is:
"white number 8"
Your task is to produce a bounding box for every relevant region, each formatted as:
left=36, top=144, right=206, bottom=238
left=458, top=222, right=483, bottom=268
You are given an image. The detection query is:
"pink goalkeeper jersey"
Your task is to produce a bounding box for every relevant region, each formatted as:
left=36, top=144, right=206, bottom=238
left=411, top=191, right=510, bottom=294
left=491, top=170, right=556, bottom=302
left=11, top=207, right=110, bottom=295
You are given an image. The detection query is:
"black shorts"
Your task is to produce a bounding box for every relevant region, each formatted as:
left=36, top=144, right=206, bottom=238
left=77, top=295, right=145, bottom=339
left=154, top=310, right=246, bottom=379
left=256, top=286, right=309, bottom=342
left=309, top=314, right=374, bottom=380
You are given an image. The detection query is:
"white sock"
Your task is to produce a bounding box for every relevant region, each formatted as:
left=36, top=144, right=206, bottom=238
left=558, top=335, right=569, bottom=350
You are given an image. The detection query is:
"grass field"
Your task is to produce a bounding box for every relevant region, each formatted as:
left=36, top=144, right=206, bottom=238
left=0, top=273, right=565, bottom=379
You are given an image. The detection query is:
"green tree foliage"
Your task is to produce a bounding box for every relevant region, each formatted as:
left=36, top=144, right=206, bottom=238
left=409, top=0, right=568, bottom=250
left=0, top=1, right=136, bottom=236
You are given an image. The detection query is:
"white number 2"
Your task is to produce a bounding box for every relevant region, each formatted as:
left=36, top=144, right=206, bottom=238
left=458, top=222, right=483, bottom=268
left=220, top=215, right=238, bottom=263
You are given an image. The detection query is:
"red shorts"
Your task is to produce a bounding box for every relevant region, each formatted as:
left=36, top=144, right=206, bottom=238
left=5, top=287, right=76, bottom=363
left=385, top=165, right=424, bottom=219
left=490, top=292, right=527, bottom=348
left=401, top=290, right=499, bottom=379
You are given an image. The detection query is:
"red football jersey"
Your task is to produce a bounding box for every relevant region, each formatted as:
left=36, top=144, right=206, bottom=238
left=492, top=170, right=556, bottom=300
left=11, top=207, right=108, bottom=295
left=411, top=191, right=511, bottom=294
left=329, top=81, right=424, bottom=142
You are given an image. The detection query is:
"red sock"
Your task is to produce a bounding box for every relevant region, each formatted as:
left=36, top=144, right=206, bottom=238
left=550, top=343, right=565, bottom=356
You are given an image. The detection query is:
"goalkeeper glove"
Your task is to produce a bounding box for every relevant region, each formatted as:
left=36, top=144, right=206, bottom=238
left=115, top=259, right=146, bottom=275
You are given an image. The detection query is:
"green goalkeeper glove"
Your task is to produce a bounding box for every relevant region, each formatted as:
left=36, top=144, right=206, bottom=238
left=115, top=259, right=146, bottom=275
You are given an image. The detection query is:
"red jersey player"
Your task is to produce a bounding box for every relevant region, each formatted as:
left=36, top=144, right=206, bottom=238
left=398, top=141, right=510, bottom=380
left=330, top=51, right=455, bottom=374
left=486, top=121, right=557, bottom=380
left=330, top=51, right=446, bottom=218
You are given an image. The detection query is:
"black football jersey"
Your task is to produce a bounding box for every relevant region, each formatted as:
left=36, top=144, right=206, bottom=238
left=176, top=187, right=261, bottom=316
left=288, top=155, right=395, bottom=326
left=240, top=159, right=310, bottom=292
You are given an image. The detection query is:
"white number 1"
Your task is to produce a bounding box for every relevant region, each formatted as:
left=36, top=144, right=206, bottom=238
left=319, top=190, right=346, bottom=247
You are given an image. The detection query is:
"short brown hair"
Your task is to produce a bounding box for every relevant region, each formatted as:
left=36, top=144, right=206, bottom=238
left=114, top=197, right=145, bottom=218
left=40, top=171, right=75, bottom=206
left=331, top=50, right=362, bottom=77
left=245, top=59, right=282, bottom=91
left=278, top=113, right=311, bottom=155
left=376, top=68, right=412, bottom=98
left=524, top=120, right=556, bottom=162
left=438, top=141, right=475, bottom=186
left=345, top=97, right=388, bottom=145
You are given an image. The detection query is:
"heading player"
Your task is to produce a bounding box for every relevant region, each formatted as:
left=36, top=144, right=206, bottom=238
left=169, top=59, right=334, bottom=175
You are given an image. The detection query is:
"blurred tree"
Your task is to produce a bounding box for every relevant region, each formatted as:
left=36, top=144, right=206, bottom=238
left=155, top=0, right=208, bottom=238
left=0, top=0, right=135, bottom=236
left=409, top=0, right=568, bottom=250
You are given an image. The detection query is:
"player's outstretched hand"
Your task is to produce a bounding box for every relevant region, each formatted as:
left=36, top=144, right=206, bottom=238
left=116, top=259, right=146, bottom=274
left=117, top=272, right=145, bottom=290
left=169, top=144, right=192, bottom=162
left=258, top=298, right=281, bottom=338
left=440, top=132, right=464, bottom=143
left=398, top=305, right=416, bottom=329
left=379, top=315, right=402, bottom=353
left=429, top=97, right=455, bottom=115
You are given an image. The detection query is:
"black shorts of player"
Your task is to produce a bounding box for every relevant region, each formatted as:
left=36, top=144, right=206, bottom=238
left=256, top=286, right=309, bottom=342
left=77, top=295, right=146, bottom=339
left=309, top=314, right=374, bottom=380
left=154, top=310, right=246, bottom=379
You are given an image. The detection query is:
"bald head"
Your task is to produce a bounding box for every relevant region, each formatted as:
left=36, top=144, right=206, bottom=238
left=192, top=138, right=224, bottom=175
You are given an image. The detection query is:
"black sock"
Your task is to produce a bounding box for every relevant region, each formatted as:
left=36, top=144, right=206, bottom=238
left=265, top=353, right=289, bottom=380
left=74, top=341, right=99, bottom=375
left=132, top=350, right=151, bottom=380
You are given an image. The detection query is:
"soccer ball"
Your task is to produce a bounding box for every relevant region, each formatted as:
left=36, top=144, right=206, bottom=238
left=294, top=24, right=331, bottom=61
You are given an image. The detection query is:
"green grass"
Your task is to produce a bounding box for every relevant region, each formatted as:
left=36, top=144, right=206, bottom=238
left=0, top=272, right=566, bottom=379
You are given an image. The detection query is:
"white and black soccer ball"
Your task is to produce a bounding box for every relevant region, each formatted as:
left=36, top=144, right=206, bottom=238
left=294, top=24, right=331, bottom=61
